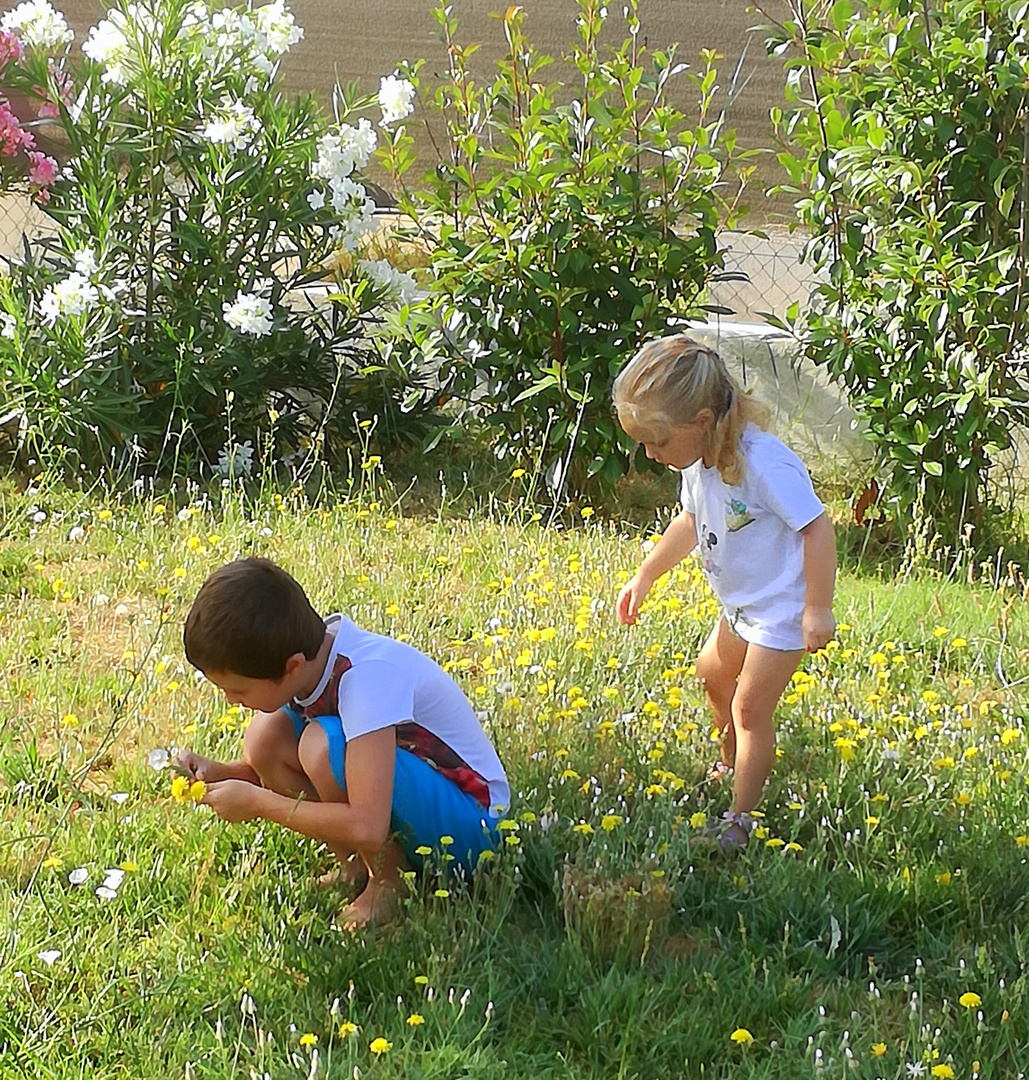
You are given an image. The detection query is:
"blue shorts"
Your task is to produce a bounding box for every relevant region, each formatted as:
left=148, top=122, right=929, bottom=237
left=284, top=707, right=501, bottom=873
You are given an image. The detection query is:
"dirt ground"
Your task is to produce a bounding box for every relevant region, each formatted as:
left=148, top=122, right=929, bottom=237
left=54, top=0, right=797, bottom=223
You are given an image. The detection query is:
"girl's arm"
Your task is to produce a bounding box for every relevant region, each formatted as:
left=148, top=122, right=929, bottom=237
left=201, top=727, right=396, bottom=852
left=617, top=509, right=697, bottom=625
left=800, top=512, right=837, bottom=651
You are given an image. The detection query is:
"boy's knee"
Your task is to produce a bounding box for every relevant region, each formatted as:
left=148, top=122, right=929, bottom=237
left=242, top=709, right=296, bottom=774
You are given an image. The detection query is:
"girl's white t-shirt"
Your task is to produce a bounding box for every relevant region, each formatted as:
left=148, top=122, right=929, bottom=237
left=679, top=426, right=825, bottom=650
left=292, top=615, right=510, bottom=815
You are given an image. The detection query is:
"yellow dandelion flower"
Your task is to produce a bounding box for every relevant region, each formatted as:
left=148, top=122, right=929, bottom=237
left=170, top=775, right=190, bottom=802
left=414, top=975, right=428, bottom=985
left=572, top=822, right=594, bottom=836
left=930, top=1065, right=954, bottom=1078
left=935, top=871, right=952, bottom=886
left=299, top=1033, right=317, bottom=1046
left=601, top=814, right=623, bottom=832
left=369, top=1037, right=391, bottom=1056
left=730, top=1028, right=754, bottom=1045
left=414, top=845, right=432, bottom=856
left=61, top=713, right=80, bottom=727
left=438, top=835, right=454, bottom=846
left=959, top=992, right=981, bottom=1009
left=189, top=780, right=206, bottom=803
left=434, top=888, right=450, bottom=898
left=338, top=1021, right=358, bottom=1036
left=511, top=468, right=526, bottom=478
left=689, top=812, right=707, bottom=829
left=870, top=1042, right=887, bottom=1057
left=41, top=853, right=62, bottom=869
left=406, top=1013, right=425, bottom=1026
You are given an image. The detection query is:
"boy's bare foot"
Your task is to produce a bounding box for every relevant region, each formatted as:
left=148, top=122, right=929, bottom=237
left=318, top=857, right=368, bottom=891
left=336, top=880, right=400, bottom=931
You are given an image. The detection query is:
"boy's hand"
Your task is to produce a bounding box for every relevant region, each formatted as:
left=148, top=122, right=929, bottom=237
left=202, top=779, right=266, bottom=823
left=802, top=606, right=835, bottom=652
left=171, top=750, right=203, bottom=779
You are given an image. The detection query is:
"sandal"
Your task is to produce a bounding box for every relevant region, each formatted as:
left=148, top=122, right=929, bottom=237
left=705, top=760, right=734, bottom=782
left=691, top=810, right=752, bottom=853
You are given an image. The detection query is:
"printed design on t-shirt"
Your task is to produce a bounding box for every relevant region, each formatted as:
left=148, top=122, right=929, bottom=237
left=698, top=522, right=721, bottom=578
left=724, top=497, right=755, bottom=533
left=396, top=723, right=491, bottom=809
left=298, top=654, right=353, bottom=719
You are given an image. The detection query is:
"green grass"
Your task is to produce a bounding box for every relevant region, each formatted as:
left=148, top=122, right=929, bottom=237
left=0, top=468, right=1027, bottom=1079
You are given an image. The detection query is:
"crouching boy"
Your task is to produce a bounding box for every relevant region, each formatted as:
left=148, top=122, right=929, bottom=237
left=176, top=557, right=509, bottom=928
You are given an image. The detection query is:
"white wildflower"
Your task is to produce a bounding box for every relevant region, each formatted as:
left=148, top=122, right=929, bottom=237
left=37, top=949, right=61, bottom=965
left=95, top=885, right=118, bottom=900
left=216, top=440, right=255, bottom=479
left=1, top=313, right=16, bottom=339
left=378, top=74, right=415, bottom=126
left=147, top=747, right=170, bottom=770
left=223, top=291, right=273, bottom=336
left=68, top=867, right=88, bottom=885
left=1, top=0, right=73, bottom=47
left=307, top=188, right=325, bottom=211
left=40, top=272, right=99, bottom=324
left=67, top=525, right=85, bottom=541
left=358, top=258, right=416, bottom=308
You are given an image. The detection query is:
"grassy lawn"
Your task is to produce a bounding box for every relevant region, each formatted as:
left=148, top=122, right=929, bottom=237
left=1, top=471, right=1027, bottom=1079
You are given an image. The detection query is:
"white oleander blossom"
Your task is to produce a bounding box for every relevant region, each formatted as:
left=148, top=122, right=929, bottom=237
left=378, top=74, right=415, bottom=126
left=252, top=0, right=302, bottom=54
left=223, top=290, right=273, bottom=335
left=40, top=272, right=99, bottom=323
left=312, top=121, right=376, bottom=181
left=216, top=439, right=255, bottom=479
left=359, top=258, right=417, bottom=308
left=73, top=248, right=99, bottom=276
left=202, top=99, right=262, bottom=149
left=81, top=12, right=129, bottom=83
left=335, top=197, right=378, bottom=252
left=0, top=0, right=73, bottom=48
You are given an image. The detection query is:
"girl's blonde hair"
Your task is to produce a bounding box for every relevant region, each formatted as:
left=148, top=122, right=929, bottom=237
left=612, top=335, right=771, bottom=485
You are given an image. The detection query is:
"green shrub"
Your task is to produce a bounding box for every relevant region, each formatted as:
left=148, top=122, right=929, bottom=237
left=0, top=0, right=430, bottom=476
left=762, top=0, right=1029, bottom=539
left=387, top=0, right=753, bottom=494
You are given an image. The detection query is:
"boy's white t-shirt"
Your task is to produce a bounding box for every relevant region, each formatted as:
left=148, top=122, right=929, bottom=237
left=679, top=426, right=825, bottom=650
left=292, top=615, right=510, bottom=816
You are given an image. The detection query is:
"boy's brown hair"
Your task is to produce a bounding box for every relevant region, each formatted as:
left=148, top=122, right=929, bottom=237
left=183, top=558, right=326, bottom=679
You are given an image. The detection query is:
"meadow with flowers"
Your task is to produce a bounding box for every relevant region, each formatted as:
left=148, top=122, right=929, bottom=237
left=0, top=462, right=1026, bottom=1080
left=0, top=0, right=1028, bottom=1076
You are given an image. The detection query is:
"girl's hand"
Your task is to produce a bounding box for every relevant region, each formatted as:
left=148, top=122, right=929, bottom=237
left=802, top=606, right=835, bottom=652
left=202, top=779, right=266, bottom=823
left=616, top=572, right=652, bottom=625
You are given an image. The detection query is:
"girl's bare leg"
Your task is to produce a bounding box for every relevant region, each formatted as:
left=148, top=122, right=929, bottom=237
left=694, top=618, right=748, bottom=769
left=729, top=644, right=804, bottom=813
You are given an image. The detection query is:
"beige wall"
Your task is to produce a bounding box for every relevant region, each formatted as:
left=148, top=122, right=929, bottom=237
left=55, top=0, right=796, bottom=223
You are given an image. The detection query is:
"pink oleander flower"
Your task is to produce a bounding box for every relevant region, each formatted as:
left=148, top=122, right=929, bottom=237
left=0, top=28, right=22, bottom=69
left=34, top=67, right=72, bottom=119
left=27, top=149, right=57, bottom=186
left=0, top=97, right=34, bottom=157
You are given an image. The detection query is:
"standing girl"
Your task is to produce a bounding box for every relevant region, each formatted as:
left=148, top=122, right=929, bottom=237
left=613, top=335, right=837, bottom=848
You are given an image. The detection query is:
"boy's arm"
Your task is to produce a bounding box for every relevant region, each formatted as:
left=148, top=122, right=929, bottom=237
left=202, top=727, right=395, bottom=852
left=800, top=511, right=837, bottom=652
left=617, top=509, right=697, bottom=625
